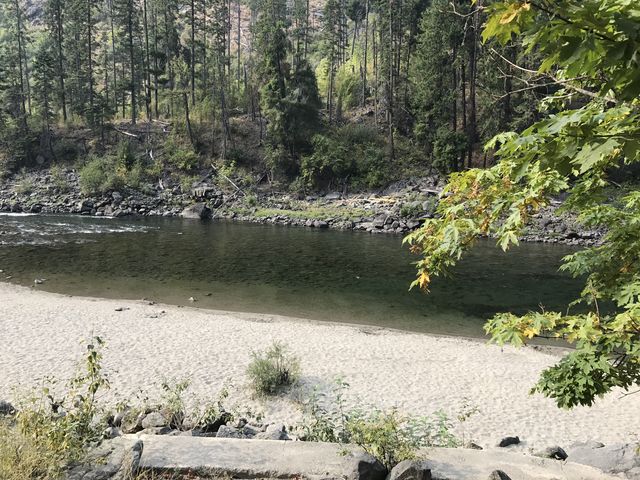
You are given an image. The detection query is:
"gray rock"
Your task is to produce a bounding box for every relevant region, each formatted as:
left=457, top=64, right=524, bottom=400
left=256, top=423, right=289, bottom=441
left=121, top=411, right=147, bottom=434
left=497, top=436, right=520, bottom=447
left=137, top=434, right=386, bottom=480
left=488, top=470, right=512, bottom=480
left=138, top=426, right=173, bottom=436
left=141, top=411, right=167, bottom=429
left=66, top=437, right=142, bottom=480
left=325, top=192, right=342, bottom=200
left=387, top=459, right=431, bottom=480
left=112, top=191, right=123, bottom=205
left=181, top=202, right=212, bottom=219
left=216, top=425, right=244, bottom=438
left=533, top=445, right=568, bottom=461
left=0, top=400, right=16, bottom=415
left=566, top=442, right=640, bottom=477
left=313, top=220, right=329, bottom=228
left=103, top=426, right=121, bottom=439
left=112, top=411, right=125, bottom=427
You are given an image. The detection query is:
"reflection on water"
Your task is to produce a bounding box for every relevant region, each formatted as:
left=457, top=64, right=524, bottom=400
left=0, top=214, right=582, bottom=336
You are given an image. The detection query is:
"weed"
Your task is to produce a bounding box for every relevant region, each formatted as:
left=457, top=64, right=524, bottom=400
left=247, top=342, right=301, bottom=396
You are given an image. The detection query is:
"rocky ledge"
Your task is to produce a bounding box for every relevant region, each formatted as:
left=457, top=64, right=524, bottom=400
left=0, top=169, right=603, bottom=246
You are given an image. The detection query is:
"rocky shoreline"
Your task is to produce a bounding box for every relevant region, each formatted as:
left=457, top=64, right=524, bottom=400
left=0, top=168, right=603, bottom=246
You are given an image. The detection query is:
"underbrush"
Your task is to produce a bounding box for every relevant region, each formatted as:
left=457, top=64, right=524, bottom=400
left=247, top=342, right=301, bottom=396
left=0, top=337, right=109, bottom=479
left=296, top=379, right=461, bottom=469
left=1, top=337, right=470, bottom=476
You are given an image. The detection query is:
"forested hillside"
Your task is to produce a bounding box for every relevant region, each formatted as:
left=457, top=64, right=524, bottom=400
left=0, top=0, right=545, bottom=192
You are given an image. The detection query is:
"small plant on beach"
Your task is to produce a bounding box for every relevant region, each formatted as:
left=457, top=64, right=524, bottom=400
left=0, top=337, right=109, bottom=479
left=456, top=397, right=480, bottom=446
left=297, top=377, right=351, bottom=443
left=297, top=379, right=460, bottom=469
left=159, top=378, right=191, bottom=429
left=247, top=342, right=301, bottom=396
left=346, top=409, right=419, bottom=469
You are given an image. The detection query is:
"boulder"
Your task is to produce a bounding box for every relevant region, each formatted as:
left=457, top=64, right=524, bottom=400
left=313, top=220, right=329, bottom=229
left=137, top=435, right=387, bottom=480
left=387, top=459, right=431, bottom=480
left=533, top=445, right=568, bottom=461
left=121, top=411, right=147, bottom=434
left=216, top=425, right=244, bottom=439
left=488, top=471, right=512, bottom=480
left=181, top=203, right=212, bottom=219
left=566, top=442, right=640, bottom=478
left=141, top=411, right=168, bottom=429
left=256, top=423, right=289, bottom=441
left=66, top=436, right=142, bottom=480
left=497, top=436, right=520, bottom=448
left=0, top=400, right=16, bottom=416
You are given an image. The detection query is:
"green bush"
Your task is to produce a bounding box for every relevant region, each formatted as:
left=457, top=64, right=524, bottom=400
left=50, top=164, right=70, bottom=192
left=165, top=136, right=200, bottom=172
left=297, top=380, right=460, bottom=470
left=301, top=125, right=389, bottom=190
left=247, top=342, right=301, bottom=396
left=0, top=337, right=109, bottom=479
left=15, top=173, right=34, bottom=195
left=79, top=156, right=124, bottom=195
left=432, top=128, right=468, bottom=174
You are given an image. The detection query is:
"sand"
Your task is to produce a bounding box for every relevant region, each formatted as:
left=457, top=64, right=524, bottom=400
left=1, top=282, right=638, bottom=450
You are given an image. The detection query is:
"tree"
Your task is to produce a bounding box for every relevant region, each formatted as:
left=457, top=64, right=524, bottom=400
left=405, top=0, right=640, bottom=408
left=45, top=0, right=68, bottom=121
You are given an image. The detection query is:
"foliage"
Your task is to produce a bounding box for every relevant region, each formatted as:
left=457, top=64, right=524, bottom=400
left=297, top=379, right=460, bottom=469
left=0, top=337, right=109, bottom=479
left=15, top=172, right=34, bottom=195
left=432, top=129, right=468, bottom=174
left=301, top=125, right=388, bottom=190
left=405, top=0, right=640, bottom=408
left=79, top=156, right=124, bottom=195
left=159, top=378, right=190, bottom=429
left=246, top=342, right=301, bottom=396
left=50, top=164, right=70, bottom=192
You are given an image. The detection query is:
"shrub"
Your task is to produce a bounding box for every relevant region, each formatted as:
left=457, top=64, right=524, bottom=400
left=0, top=337, right=109, bottom=479
left=79, top=157, right=105, bottom=194
left=301, top=125, right=390, bottom=191
left=432, top=128, right=468, bottom=174
left=247, top=342, right=301, bottom=396
left=50, top=164, right=69, bottom=192
left=165, top=136, right=200, bottom=172
left=15, top=174, right=34, bottom=195
left=244, top=193, right=258, bottom=208
left=297, top=380, right=460, bottom=469
left=159, top=378, right=190, bottom=429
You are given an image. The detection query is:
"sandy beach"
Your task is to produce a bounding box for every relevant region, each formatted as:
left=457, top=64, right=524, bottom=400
left=1, top=281, right=638, bottom=450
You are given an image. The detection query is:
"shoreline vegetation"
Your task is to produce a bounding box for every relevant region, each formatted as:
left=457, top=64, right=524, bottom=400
left=0, top=166, right=605, bottom=246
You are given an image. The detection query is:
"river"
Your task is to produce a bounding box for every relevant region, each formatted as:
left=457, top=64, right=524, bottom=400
left=0, top=213, right=582, bottom=337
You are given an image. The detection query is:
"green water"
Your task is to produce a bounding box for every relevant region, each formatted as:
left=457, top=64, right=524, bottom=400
left=0, top=213, right=582, bottom=336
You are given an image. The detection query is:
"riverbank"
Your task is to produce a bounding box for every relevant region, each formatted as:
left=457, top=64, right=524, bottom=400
left=1, top=282, right=637, bottom=451
left=0, top=168, right=602, bottom=245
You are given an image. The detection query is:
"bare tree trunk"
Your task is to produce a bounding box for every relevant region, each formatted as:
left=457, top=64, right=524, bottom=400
left=190, top=0, right=196, bottom=105
left=143, top=0, right=152, bottom=120
left=183, top=92, right=194, bottom=145
left=87, top=0, right=94, bottom=121
left=361, top=0, right=369, bottom=106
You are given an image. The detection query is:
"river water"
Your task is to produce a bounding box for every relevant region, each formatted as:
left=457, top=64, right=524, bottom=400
left=0, top=213, right=582, bottom=337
